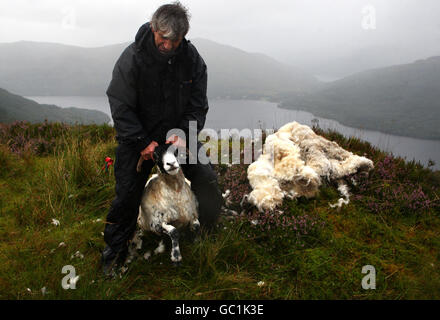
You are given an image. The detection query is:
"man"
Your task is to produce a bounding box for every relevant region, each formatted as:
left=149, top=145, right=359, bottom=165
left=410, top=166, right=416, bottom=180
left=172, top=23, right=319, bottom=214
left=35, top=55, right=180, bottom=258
left=102, top=2, right=222, bottom=276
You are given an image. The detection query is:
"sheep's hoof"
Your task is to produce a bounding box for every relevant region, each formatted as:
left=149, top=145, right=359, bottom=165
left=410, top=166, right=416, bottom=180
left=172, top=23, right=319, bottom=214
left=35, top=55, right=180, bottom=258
left=172, top=261, right=182, bottom=267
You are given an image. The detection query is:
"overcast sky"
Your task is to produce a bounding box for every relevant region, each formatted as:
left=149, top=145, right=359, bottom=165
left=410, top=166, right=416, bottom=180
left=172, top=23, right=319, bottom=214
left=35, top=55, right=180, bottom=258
left=1, top=0, right=440, bottom=67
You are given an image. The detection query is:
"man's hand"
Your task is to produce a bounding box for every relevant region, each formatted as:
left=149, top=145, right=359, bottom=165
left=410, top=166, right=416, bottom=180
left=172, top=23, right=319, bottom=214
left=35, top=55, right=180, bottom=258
left=166, top=134, right=186, bottom=148
left=140, top=141, right=159, bottom=160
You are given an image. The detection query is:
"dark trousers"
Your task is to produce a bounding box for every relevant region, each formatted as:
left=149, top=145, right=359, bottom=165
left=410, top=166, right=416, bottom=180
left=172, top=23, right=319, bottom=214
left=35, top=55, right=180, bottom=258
left=104, top=142, right=222, bottom=253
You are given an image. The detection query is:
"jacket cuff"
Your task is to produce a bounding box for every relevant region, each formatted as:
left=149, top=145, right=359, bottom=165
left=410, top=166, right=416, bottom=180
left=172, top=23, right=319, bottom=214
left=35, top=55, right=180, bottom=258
left=135, top=136, right=152, bottom=153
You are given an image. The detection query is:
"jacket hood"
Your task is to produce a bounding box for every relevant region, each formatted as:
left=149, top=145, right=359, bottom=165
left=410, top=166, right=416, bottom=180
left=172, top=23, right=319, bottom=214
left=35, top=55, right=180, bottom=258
left=134, top=22, right=188, bottom=60
left=135, top=22, right=151, bottom=49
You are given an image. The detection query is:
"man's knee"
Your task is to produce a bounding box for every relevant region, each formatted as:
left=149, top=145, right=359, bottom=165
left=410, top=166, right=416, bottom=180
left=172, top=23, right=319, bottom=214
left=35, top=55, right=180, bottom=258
left=183, top=161, right=216, bottom=184
left=185, top=164, right=222, bottom=229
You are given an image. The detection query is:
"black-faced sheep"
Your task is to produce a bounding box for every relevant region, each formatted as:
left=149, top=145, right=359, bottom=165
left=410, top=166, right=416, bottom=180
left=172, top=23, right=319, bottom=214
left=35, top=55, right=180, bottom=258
left=131, top=144, right=200, bottom=266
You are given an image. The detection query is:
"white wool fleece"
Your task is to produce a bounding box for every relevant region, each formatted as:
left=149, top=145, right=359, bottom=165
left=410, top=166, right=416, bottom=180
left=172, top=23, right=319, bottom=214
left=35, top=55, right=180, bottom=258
left=247, top=121, right=374, bottom=211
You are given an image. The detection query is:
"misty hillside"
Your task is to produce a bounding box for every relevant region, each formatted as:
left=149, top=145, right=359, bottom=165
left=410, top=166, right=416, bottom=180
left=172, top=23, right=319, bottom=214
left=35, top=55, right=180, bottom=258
left=281, top=56, right=440, bottom=140
left=0, top=88, right=110, bottom=124
left=0, top=40, right=318, bottom=98
left=190, top=38, right=318, bottom=98
left=0, top=41, right=126, bottom=96
left=283, top=44, right=440, bottom=79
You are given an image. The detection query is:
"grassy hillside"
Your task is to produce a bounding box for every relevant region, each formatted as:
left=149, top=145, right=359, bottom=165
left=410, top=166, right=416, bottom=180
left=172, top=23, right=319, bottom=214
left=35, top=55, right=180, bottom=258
left=0, top=122, right=439, bottom=299
left=0, top=88, right=110, bottom=125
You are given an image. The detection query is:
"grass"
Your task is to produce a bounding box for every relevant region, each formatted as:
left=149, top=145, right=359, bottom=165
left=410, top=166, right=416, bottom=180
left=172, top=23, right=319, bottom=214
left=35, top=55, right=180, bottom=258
left=0, top=121, right=439, bottom=299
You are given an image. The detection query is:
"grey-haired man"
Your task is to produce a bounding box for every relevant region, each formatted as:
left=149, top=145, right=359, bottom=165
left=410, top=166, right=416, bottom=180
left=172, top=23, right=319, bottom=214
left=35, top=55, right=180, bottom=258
left=102, top=2, right=222, bottom=276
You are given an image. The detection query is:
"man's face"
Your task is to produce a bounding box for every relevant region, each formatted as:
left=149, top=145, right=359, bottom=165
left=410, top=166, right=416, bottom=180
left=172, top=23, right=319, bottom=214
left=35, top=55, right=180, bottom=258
left=152, top=27, right=183, bottom=55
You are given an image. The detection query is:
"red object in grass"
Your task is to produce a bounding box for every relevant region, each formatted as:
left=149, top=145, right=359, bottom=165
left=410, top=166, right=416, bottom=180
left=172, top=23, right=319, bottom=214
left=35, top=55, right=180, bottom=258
left=102, top=157, right=114, bottom=172
left=105, top=157, right=114, bottom=166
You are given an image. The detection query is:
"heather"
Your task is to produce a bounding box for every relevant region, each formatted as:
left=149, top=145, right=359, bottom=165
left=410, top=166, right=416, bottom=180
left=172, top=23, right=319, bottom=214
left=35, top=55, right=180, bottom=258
left=353, top=155, right=439, bottom=216
left=0, top=122, right=439, bottom=299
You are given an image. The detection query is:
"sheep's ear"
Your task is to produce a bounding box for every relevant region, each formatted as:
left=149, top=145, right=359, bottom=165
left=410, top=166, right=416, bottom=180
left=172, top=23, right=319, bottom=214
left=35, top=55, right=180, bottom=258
left=153, top=150, right=160, bottom=162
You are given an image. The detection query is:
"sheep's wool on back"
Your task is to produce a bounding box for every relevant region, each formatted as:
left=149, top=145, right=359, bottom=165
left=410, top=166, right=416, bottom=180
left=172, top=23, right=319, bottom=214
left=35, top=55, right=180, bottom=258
left=247, top=121, right=374, bottom=212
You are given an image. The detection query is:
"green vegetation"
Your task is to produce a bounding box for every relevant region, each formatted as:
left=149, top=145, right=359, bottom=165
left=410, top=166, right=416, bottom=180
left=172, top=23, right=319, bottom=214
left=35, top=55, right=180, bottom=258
left=0, top=122, right=439, bottom=299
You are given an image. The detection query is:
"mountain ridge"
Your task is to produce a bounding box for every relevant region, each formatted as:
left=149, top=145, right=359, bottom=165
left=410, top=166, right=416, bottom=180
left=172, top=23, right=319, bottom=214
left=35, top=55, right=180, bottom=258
left=280, top=55, right=440, bottom=140
left=0, top=39, right=318, bottom=98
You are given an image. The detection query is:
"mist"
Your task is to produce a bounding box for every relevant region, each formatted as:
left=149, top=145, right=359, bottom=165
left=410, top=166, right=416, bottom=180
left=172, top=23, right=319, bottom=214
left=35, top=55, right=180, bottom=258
left=1, top=0, right=439, bottom=78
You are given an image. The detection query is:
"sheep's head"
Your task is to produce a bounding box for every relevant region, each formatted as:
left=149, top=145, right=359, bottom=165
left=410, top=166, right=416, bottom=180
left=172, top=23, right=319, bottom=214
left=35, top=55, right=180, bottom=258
left=154, top=144, right=180, bottom=175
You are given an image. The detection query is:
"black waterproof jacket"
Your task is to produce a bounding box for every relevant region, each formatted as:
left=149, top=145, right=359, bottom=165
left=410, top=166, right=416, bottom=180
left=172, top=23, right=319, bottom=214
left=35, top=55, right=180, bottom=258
left=107, top=22, right=209, bottom=152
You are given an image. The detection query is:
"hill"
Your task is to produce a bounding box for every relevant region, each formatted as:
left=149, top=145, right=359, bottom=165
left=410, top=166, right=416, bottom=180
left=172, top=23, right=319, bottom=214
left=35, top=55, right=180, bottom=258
left=190, top=38, right=318, bottom=98
left=0, top=122, right=439, bottom=299
left=280, top=56, right=440, bottom=140
left=281, top=44, right=440, bottom=79
left=0, top=40, right=318, bottom=98
left=0, top=41, right=125, bottom=96
left=0, top=88, right=110, bottom=124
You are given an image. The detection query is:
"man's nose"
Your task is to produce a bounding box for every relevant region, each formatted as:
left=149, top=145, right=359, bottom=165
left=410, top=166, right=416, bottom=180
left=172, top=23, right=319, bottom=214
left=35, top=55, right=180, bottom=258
left=163, top=40, right=172, bottom=50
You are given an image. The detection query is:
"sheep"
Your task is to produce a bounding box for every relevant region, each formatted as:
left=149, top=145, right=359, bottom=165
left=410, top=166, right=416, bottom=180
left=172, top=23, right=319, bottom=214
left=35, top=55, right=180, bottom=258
left=246, top=121, right=374, bottom=212
left=129, top=144, right=200, bottom=266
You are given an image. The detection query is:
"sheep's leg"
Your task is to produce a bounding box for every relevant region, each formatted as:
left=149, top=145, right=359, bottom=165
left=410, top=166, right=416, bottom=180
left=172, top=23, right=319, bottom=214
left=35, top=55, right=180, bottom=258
left=190, top=219, right=201, bottom=243
left=161, top=222, right=182, bottom=266
left=126, top=229, right=143, bottom=265
left=153, top=240, right=165, bottom=255
left=132, top=229, right=143, bottom=250
left=240, top=194, right=249, bottom=207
